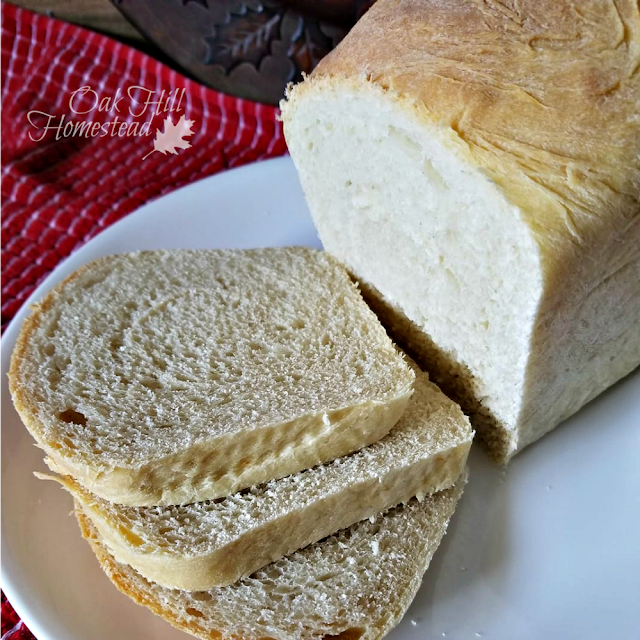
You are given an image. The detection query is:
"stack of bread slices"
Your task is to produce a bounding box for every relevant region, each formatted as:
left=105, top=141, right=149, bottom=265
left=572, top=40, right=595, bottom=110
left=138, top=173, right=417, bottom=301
left=10, top=247, right=473, bottom=640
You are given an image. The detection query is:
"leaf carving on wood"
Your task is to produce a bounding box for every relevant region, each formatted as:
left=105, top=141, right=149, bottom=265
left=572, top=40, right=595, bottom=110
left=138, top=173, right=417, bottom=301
left=203, top=3, right=346, bottom=80
left=202, top=0, right=266, bottom=27
left=212, top=11, right=281, bottom=64
left=179, top=0, right=209, bottom=8
left=290, top=21, right=345, bottom=72
left=112, top=0, right=366, bottom=104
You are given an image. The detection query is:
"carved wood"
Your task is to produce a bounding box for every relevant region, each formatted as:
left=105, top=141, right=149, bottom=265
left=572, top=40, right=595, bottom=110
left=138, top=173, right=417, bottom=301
left=112, top=0, right=375, bottom=104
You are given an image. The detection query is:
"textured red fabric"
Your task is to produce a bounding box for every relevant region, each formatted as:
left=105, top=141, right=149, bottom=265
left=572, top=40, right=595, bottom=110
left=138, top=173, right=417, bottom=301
left=1, top=3, right=288, bottom=636
left=1, top=2, right=287, bottom=330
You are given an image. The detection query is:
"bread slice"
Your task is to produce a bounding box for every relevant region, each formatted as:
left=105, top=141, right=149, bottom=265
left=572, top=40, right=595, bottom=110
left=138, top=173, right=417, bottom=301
left=76, top=477, right=466, bottom=640
left=282, top=0, right=640, bottom=462
left=9, top=247, right=414, bottom=505
left=48, top=363, right=472, bottom=589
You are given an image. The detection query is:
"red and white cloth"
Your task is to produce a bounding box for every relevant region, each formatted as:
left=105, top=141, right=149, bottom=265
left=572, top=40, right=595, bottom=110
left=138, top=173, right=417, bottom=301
left=1, top=3, right=288, bottom=636
left=1, top=2, right=288, bottom=330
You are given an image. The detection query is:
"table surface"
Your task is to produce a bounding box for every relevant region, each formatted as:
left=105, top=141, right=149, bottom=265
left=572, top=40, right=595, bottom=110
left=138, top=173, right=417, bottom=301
left=7, top=0, right=144, bottom=41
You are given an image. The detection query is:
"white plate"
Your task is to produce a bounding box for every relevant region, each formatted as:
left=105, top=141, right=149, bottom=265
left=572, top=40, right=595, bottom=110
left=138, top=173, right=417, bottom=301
left=2, top=156, right=639, bottom=640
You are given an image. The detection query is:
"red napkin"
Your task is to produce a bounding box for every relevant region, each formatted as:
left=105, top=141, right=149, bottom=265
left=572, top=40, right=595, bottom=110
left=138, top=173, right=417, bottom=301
left=1, top=3, right=288, bottom=636
left=1, top=2, right=287, bottom=331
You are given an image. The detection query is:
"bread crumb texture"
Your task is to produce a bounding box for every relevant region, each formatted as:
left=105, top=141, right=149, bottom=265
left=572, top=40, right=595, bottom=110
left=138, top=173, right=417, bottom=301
left=76, top=477, right=466, bottom=640
left=10, top=248, right=414, bottom=504
left=53, top=362, right=472, bottom=589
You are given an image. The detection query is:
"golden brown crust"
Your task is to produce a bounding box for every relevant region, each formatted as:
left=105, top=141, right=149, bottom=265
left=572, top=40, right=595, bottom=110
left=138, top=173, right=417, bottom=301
left=308, top=0, right=640, bottom=293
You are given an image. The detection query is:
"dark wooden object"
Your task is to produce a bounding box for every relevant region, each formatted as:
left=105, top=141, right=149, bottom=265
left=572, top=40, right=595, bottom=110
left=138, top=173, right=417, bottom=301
left=112, top=0, right=375, bottom=105
left=7, top=0, right=144, bottom=43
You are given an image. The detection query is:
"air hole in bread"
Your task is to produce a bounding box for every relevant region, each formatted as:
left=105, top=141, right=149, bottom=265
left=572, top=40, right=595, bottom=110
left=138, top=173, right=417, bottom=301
left=109, top=337, right=122, bottom=352
left=316, top=572, right=339, bottom=582
left=58, top=409, right=87, bottom=426
left=185, top=607, right=204, bottom=618
left=141, top=378, right=162, bottom=390
left=291, top=319, right=306, bottom=329
left=330, top=408, right=350, bottom=422
left=118, top=525, right=144, bottom=547
left=444, top=268, right=460, bottom=292
left=153, top=358, right=168, bottom=371
left=190, top=592, right=213, bottom=602
left=43, top=343, right=55, bottom=356
left=214, top=277, right=229, bottom=290
left=323, top=628, right=365, bottom=640
left=423, top=158, right=448, bottom=190
left=273, top=584, right=296, bottom=595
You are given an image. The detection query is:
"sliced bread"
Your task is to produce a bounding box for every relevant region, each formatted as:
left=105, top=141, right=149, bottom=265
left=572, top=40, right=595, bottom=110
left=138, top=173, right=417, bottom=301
left=48, top=363, right=472, bottom=589
left=10, top=247, right=414, bottom=505
left=282, top=0, right=640, bottom=462
left=76, top=477, right=466, bottom=640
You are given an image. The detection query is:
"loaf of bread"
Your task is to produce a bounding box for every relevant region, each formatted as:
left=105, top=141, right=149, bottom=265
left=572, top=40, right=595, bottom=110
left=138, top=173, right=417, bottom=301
left=48, top=362, right=472, bottom=589
left=282, top=0, right=640, bottom=461
left=10, top=247, right=414, bottom=505
left=76, top=477, right=466, bottom=640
